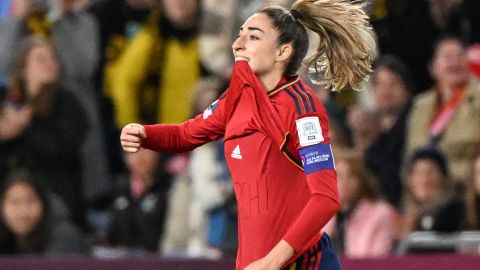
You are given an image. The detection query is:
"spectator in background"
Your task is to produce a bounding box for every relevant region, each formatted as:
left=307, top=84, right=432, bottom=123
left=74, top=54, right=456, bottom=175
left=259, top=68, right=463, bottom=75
left=464, top=153, right=480, bottom=230
left=405, top=36, right=480, bottom=187
left=88, top=0, right=160, bottom=175
left=0, top=36, right=88, bottom=228
left=89, top=0, right=167, bottom=94
left=109, top=0, right=203, bottom=127
left=325, top=151, right=398, bottom=258
left=0, top=0, right=111, bottom=214
left=369, top=0, right=471, bottom=93
left=0, top=170, right=88, bottom=255
left=365, top=55, right=413, bottom=208
left=102, top=0, right=206, bottom=255
left=106, top=148, right=170, bottom=252
left=106, top=2, right=203, bottom=249
left=346, top=104, right=380, bottom=154
left=327, top=119, right=350, bottom=154
left=400, top=147, right=465, bottom=238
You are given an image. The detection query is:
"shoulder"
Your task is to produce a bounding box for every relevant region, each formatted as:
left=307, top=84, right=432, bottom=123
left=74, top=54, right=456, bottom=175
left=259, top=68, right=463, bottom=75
left=409, top=89, right=436, bottom=120
left=46, top=221, right=89, bottom=254
left=467, top=78, right=480, bottom=100
left=412, top=89, right=436, bottom=108
left=273, top=79, right=325, bottom=117
left=355, top=199, right=397, bottom=220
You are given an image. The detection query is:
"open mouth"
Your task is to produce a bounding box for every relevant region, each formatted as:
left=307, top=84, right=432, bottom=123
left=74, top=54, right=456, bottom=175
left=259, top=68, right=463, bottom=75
left=235, top=56, right=250, bottom=62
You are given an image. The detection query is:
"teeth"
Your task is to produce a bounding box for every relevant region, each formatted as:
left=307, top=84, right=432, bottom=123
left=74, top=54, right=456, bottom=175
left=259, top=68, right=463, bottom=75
left=235, top=56, right=250, bottom=62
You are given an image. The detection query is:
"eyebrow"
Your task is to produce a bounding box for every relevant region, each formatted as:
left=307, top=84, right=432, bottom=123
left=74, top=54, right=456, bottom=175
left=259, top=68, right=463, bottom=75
left=239, top=26, right=265, bottom=33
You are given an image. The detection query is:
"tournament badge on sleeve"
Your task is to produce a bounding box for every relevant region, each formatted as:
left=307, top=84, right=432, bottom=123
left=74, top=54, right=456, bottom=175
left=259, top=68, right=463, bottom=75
left=203, top=100, right=219, bottom=120
left=296, top=116, right=335, bottom=173
left=295, top=116, right=324, bottom=147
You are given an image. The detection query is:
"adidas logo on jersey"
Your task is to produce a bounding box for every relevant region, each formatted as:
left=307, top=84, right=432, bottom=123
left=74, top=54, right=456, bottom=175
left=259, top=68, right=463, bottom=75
left=231, top=145, right=243, bottom=159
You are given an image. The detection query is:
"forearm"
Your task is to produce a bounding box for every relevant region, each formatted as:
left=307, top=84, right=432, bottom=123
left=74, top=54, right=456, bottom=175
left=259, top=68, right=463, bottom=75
left=141, top=123, right=197, bottom=152
left=283, top=170, right=340, bottom=252
left=264, top=240, right=295, bottom=269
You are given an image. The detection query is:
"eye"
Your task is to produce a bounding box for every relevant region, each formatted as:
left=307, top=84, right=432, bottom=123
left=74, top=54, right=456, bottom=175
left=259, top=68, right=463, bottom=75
left=249, top=35, right=259, bottom=40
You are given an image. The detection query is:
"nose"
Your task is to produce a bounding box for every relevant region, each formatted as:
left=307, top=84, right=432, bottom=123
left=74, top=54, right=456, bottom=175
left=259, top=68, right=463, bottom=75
left=232, top=35, right=245, bottom=52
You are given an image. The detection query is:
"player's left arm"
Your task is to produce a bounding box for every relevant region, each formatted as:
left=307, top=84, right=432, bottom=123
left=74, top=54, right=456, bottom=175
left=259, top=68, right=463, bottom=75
left=281, top=113, right=340, bottom=252
left=281, top=108, right=340, bottom=252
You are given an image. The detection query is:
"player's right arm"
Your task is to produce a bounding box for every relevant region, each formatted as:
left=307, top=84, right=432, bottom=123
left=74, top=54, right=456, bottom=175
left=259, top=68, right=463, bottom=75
left=120, top=93, right=227, bottom=153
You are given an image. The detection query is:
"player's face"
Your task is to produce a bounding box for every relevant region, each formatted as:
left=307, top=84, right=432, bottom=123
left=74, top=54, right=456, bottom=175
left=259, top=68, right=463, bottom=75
left=1, top=181, right=44, bottom=237
left=408, top=159, right=445, bottom=204
left=232, top=13, right=281, bottom=77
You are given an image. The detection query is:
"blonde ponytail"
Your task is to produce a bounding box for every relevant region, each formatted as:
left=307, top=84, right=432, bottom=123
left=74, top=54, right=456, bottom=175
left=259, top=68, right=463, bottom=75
left=292, top=0, right=376, bottom=91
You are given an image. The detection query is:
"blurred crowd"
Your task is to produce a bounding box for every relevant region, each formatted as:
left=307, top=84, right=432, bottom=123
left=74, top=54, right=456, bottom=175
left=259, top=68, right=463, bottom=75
left=0, top=0, right=480, bottom=260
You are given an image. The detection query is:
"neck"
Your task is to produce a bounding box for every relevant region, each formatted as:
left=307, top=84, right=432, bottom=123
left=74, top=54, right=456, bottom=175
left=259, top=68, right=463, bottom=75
left=26, top=81, right=42, bottom=99
left=16, top=235, right=30, bottom=251
left=438, top=81, right=465, bottom=103
left=258, top=70, right=284, bottom=92
left=379, top=111, right=400, bottom=132
left=439, top=84, right=454, bottom=103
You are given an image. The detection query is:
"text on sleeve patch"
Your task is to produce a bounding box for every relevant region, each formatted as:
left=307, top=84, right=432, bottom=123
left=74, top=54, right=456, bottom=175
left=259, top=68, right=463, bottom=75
left=299, top=144, right=335, bottom=174
left=295, top=116, right=324, bottom=147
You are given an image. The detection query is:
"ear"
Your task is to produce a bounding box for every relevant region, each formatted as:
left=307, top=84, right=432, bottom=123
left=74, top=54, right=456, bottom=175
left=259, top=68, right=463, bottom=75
left=276, top=43, right=293, bottom=63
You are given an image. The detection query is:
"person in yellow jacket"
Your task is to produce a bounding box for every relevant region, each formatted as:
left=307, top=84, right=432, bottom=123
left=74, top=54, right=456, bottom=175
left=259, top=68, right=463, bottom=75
left=108, top=0, right=202, bottom=126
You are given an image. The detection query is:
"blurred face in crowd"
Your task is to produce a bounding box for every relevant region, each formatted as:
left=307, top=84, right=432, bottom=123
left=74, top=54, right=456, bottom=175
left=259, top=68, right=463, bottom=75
left=336, top=159, right=360, bottom=208
left=23, top=44, right=59, bottom=97
left=12, top=0, right=47, bottom=16
left=161, top=0, right=198, bottom=29
left=1, top=181, right=44, bottom=237
left=233, top=13, right=287, bottom=81
left=431, top=38, right=469, bottom=89
left=125, top=149, right=159, bottom=186
left=373, top=67, right=410, bottom=114
left=346, top=105, right=379, bottom=139
left=408, top=159, right=446, bottom=204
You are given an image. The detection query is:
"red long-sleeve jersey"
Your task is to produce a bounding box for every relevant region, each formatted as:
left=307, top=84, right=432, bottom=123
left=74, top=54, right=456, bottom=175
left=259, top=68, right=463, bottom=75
left=141, top=61, right=339, bottom=269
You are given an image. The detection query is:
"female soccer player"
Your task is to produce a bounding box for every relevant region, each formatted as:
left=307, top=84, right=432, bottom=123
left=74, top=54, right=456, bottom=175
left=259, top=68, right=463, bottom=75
left=120, top=0, right=375, bottom=269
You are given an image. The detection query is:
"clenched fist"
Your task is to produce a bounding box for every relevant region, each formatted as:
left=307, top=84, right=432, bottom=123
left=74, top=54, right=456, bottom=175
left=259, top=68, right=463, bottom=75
left=120, top=123, right=147, bottom=153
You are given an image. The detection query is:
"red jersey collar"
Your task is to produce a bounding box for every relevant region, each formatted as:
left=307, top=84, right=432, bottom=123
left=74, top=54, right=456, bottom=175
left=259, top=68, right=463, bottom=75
left=267, top=75, right=300, bottom=97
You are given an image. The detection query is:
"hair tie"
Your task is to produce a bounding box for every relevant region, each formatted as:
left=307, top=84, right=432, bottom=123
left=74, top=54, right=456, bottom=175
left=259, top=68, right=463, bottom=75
left=290, top=9, right=301, bottom=21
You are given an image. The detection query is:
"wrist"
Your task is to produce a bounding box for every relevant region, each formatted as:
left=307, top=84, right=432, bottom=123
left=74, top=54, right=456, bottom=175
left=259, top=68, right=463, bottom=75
left=265, top=240, right=295, bottom=269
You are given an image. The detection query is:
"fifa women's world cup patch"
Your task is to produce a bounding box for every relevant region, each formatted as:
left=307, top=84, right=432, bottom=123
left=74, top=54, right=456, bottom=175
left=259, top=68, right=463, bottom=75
left=299, top=144, right=335, bottom=174
left=203, top=99, right=219, bottom=119
left=295, top=116, right=324, bottom=147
